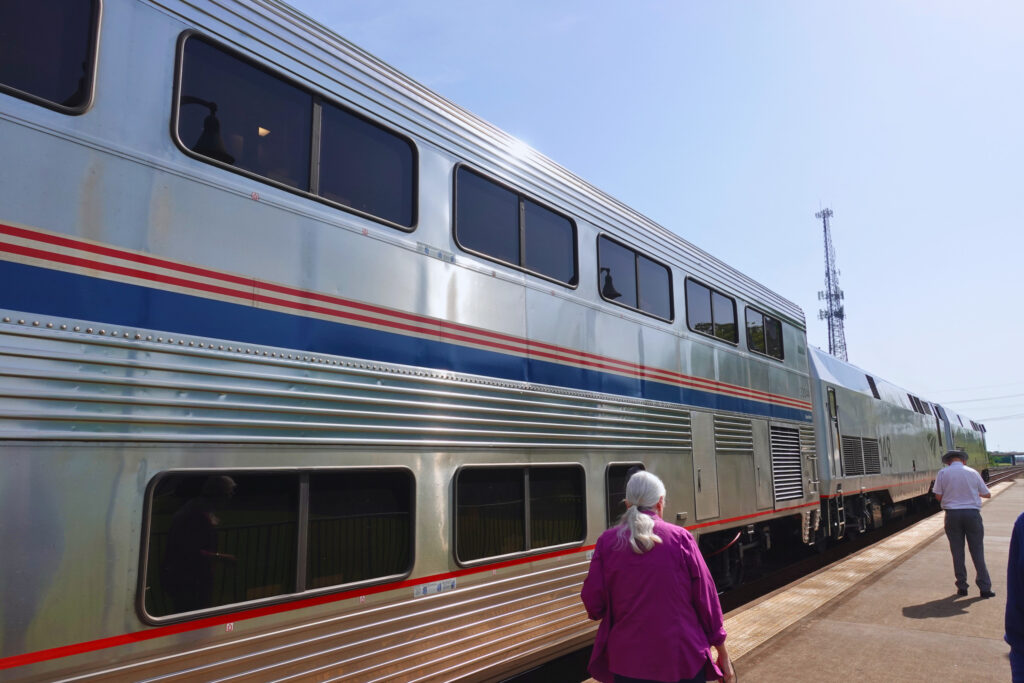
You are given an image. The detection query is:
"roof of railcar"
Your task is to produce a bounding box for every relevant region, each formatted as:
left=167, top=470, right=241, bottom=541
left=164, top=0, right=806, bottom=327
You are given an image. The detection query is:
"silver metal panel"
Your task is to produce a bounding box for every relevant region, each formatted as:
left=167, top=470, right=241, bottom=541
left=712, top=415, right=755, bottom=519
left=690, top=411, right=719, bottom=521
left=752, top=420, right=773, bottom=510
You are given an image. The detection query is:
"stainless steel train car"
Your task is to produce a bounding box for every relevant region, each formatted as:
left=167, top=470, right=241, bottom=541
left=0, top=0, right=986, bottom=680
left=807, top=347, right=988, bottom=544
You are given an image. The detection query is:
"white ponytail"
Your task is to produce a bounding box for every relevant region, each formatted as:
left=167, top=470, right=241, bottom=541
left=616, top=471, right=666, bottom=554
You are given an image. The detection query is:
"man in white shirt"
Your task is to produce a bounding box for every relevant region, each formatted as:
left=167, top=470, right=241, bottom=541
left=933, top=449, right=993, bottom=598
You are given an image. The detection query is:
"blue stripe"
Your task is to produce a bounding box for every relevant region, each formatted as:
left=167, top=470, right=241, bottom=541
left=1, top=260, right=813, bottom=423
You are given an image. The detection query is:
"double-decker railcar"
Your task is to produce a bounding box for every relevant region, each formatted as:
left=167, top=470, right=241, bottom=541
left=0, top=0, right=987, bottom=681
left=1, top=0, right=817, bottom=679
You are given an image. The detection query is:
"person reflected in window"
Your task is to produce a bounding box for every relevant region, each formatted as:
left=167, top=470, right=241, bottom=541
left=161, top=475, right=237, bottom=613
left=581, top=471, right=735, bottom=683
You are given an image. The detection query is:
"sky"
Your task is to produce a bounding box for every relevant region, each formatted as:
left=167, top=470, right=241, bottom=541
left=286, top=0, right=1024, bottom=452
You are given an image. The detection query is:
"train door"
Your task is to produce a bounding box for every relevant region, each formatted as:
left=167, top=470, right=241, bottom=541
left=827, top=387, right=842, bottom=478
left=690, top=411, right=720, bottom=521
left=752, top=420, right=773, bottom=510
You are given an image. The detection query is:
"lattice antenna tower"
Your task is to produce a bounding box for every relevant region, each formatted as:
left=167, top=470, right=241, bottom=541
left=816, top=208, right=848, bottom=361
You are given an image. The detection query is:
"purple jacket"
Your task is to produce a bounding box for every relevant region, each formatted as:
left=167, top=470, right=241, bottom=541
left=580, top=513, right=726, bottom=682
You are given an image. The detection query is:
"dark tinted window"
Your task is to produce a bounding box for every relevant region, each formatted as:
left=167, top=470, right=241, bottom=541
left=598, top=237, right=637, bottom=308
left=687, top=278, right=738, bottom=344
left=145, top=473, right=299, bottom=617
left=686, top=279, right=713, bottom=336
left=637, top=255, right=673, bottom=320
left=319, top=103, right=415, bottom=226
left=179, top=37, right=312, bottom=190
left=455, top=168, right=520, bottom=266
left=746, top=307, right=784, bottom=360
left=599, top=236, right=672, bottom=320
left=455, top=167, right=577, bottom=285
left=606, top=463, right=645, bottom=527
left=175, top=36, right=416, bottom=228
left=529, top=467, right=586, bottom=548
left=0, top=0, right=98, bottom=110
left=746, top=309, right=765, bottom=354
left=765, top=316, right=783, bottom=359
left=456, top=468, right=525, bottom=561
left=712, top=292, right=737, bottom=342
left=523, top=198, right=576, bottom=283
left=866, top=375, right=881, bottom=400
left=456, top=466, right=585, bottom=562
left=307, top=471, right=413, bottom=589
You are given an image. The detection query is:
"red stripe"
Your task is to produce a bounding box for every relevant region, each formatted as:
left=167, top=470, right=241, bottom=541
left=0, top=544, right=596, bottom=671
left=686, top=500, right=821, bottom=530
left=0, top=225, right=813, bottom=412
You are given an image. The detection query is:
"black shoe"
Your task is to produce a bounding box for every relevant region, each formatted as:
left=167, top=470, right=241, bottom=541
left=981, top=590, right=996, bottom=599
left=957, top=588, right=968, bottom=596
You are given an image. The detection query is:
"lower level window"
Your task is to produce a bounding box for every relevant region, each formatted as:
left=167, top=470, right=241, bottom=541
left=605, top=463, right=645, bottom=527
left=455, top=465, right=585, bottom=563
left=143, top=468, right=412, bottom=619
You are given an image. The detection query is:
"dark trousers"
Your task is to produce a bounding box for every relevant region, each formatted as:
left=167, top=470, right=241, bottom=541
left=944, top=508, right=991, bottom=592
left=614, top=669, right=706, bottom=683
left=1012, top=647, right=1024, bottom=683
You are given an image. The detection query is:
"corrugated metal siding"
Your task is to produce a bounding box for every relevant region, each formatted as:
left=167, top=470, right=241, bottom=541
left=769, top=426, right=803, bottom=502
left=0, top=323, right=693, bottom=449
left=713, top=415, right=753, bottom=456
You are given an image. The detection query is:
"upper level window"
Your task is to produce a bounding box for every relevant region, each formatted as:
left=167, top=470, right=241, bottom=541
left=686, top=278, right=737, bottom=344
left=455, top=465, right=585, bottom=563
left=143, top=468, right=413, bottom=620
left=0, top=0, right=99, bottom=112
left=597, top=236, right=673, bottom=321
left=745, top=308, right=784, bottom=360
left=319, top=101, right=415, bottom=226
left=176, top=35, right=416, bottom=228
left=454, top=166, right=578, bottom=286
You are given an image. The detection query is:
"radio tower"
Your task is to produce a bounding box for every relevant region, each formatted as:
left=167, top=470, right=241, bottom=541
left=816, top=208, right=848, bottom=361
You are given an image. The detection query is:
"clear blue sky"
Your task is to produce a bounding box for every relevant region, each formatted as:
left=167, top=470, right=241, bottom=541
left=288, top=0, right=1024, bottom=452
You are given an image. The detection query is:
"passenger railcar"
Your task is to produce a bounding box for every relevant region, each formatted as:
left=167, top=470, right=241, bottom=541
left=0, top=0, right=986, bottom=680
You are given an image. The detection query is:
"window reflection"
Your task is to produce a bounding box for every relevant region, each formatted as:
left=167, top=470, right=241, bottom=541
left=712, top=292, right=736, bottom=342
left=746, top=309, right=766, bottom=354
left=0, top=0, right=98, bottom=109
left=146, top=473, right=299, bottom=617
left=686, top=279, right=713, bottom=336
left=598, top=238, right=637, bottom=308
left=307, top=471, right=412, bottom=589
left=456, top=468, right=525, bottom=561
left=530, top=467, right=585, bottom=548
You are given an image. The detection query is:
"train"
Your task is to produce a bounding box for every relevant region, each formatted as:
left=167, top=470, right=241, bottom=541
left=0, top=0, right=988, bottom=680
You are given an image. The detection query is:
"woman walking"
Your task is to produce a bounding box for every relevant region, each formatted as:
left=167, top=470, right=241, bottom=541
left=581, top=471, right=735, bottom=683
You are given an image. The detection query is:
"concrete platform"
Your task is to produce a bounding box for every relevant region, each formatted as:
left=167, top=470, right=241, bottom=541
left=732, top=480, right=1018, bottom=682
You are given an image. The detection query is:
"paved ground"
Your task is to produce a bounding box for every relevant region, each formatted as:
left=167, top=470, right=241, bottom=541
left=735, top=481, right=1018, bottom=682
